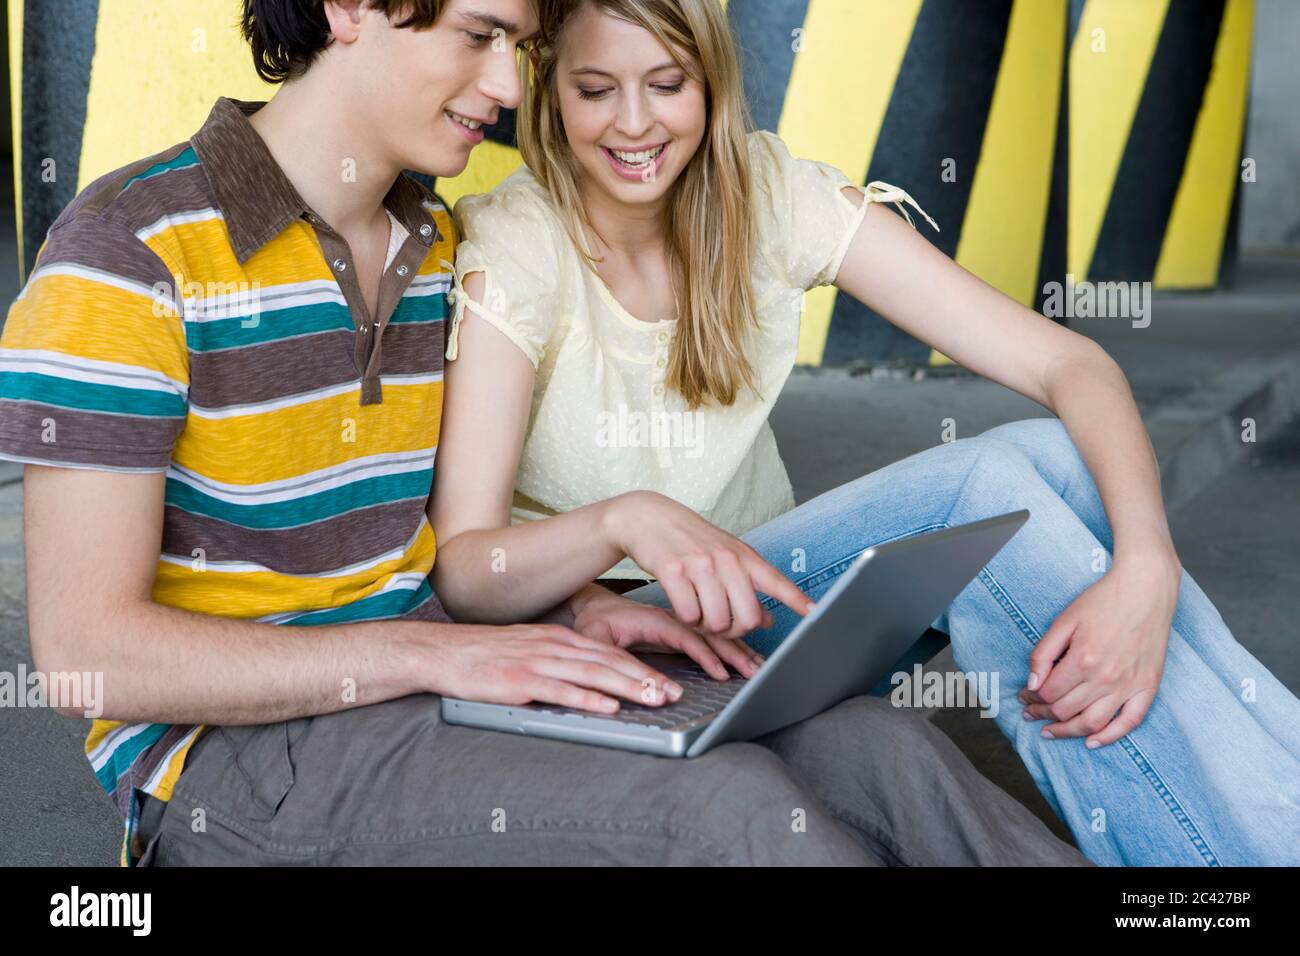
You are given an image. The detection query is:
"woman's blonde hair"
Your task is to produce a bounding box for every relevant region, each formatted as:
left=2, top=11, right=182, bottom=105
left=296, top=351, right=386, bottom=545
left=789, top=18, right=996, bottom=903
left=517, top=0, right=758, bottom=409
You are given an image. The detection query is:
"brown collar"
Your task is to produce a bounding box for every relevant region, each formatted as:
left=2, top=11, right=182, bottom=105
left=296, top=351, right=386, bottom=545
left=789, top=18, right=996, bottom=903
left=190, top=97, right=440, bottom=264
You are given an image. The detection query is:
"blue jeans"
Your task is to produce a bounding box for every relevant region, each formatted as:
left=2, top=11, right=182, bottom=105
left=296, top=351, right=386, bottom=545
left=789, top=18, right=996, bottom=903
left=626, top=417, right=1300, bottom=866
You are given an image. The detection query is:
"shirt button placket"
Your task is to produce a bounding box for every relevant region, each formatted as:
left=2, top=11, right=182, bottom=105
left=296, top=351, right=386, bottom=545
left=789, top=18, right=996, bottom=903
left=322, top=234, right=374, bottom=402
left=332, top=255, right=363, bottom=337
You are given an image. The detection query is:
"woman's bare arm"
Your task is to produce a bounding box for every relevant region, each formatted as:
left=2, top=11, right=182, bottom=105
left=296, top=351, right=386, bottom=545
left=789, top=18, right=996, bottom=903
left=429, top=272, right=812, bottom=630
left=831, top=188, right=1179, bottom=572
left=830, top=190, right=1182, bottom=745
left=429, top=271, right=633, bottom=621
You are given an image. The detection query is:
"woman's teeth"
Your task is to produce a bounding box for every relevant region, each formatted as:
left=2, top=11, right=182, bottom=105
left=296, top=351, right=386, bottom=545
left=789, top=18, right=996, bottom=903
left=609, top=145, right=665, bottom=168
left=448, top=111, right=482, bottom=130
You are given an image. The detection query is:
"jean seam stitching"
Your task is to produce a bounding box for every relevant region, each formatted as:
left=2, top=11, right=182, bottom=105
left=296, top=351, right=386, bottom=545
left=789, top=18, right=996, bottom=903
left=977, top=535, right=1221, bottom=866
left=1114, top=736, right=1221, bottom=866
left=979, top=564, right=1044, bottom=646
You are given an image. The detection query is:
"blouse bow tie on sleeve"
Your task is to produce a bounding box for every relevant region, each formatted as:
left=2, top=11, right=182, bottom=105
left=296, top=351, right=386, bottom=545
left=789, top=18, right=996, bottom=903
left=863, top=181, right=941, bottom=233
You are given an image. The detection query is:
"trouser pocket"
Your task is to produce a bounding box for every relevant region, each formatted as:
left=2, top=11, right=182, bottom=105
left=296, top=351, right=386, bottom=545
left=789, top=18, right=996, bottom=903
left=220, top=719, right=300, bottom=822
left=135, top=794, right=169, bottom=866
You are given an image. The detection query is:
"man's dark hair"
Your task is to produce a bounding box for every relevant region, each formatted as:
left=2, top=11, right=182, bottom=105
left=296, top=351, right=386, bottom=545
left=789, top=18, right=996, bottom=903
left=241, top=1, right=447, bottom=84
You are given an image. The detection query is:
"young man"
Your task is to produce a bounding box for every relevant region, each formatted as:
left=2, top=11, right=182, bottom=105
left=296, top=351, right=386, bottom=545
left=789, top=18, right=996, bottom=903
left=2, top=0, right=1086, bottom=866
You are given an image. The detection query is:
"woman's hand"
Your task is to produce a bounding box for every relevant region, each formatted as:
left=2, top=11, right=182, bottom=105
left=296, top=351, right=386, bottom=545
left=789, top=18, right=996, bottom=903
left=1018, top=551, right=1182, bottom=748
left=568, top=584, right=767, bottom=681
left=601, top=491, right=815, bottom=637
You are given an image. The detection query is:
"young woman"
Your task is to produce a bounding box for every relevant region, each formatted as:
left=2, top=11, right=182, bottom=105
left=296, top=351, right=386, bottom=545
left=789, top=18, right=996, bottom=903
left=429, top=0, right=1300, bottom=865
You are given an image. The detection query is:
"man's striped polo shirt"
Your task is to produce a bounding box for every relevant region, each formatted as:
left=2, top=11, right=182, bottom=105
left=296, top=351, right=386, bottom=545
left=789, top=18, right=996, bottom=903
left=0, top=97, right=456, bottom=865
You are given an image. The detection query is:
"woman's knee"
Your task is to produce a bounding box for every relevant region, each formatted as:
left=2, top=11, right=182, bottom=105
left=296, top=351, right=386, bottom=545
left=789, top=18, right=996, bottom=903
left=976, top=418, right=1092, bottom=493
left=939, top=432, right=1039, bottom=494
left=979, top=417, right=1068, bottom=447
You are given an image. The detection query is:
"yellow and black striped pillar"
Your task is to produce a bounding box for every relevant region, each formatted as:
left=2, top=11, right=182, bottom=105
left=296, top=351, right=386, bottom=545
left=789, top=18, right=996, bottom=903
left=9, top=0, right=1252, bottom=365
left=729, top=0, right=1070, bottom=367
left=1070, top=0, right=1254, bottom=291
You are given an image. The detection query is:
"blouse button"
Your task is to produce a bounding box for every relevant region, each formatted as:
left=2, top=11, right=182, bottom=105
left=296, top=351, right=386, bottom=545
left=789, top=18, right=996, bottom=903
left=653, top=384, right=664, bottom=396
left=655, top=356, right=666, bottom=369
left=656, top=331, right=668, bottom=343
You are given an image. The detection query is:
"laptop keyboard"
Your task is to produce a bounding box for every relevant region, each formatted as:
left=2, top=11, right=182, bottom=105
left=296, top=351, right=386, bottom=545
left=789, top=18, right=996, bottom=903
left=535, top=658, right=749, bottom=730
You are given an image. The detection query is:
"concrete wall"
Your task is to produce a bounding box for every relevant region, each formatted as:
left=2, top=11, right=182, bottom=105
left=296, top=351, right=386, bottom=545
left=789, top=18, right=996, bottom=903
left=1241, top=0, right=1300, bottom=250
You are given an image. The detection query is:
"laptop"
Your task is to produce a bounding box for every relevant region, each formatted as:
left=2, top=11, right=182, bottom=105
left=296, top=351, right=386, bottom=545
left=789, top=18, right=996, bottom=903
left=441, top=509, right=1029, bottom=757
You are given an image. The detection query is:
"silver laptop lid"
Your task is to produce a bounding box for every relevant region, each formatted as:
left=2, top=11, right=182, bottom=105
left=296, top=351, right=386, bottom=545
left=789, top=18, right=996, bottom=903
left=685, top=509, right=1029, bottom=756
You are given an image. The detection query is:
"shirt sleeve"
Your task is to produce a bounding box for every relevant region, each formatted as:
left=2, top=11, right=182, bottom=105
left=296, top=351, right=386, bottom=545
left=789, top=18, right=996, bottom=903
left=445, top=182, right=562, bottom=369
left=0, top=215, right=190, bottom=472
left=748, top=130, right=939, bottom=290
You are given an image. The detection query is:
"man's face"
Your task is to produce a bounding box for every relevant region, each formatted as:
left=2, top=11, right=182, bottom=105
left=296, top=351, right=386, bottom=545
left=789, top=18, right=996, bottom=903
left=341, top=0, right=540, bottom=178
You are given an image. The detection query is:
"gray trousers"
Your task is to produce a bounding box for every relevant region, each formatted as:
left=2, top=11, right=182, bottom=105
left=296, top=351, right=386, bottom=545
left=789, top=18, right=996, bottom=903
left=136, top=691, right=1089, bottom=866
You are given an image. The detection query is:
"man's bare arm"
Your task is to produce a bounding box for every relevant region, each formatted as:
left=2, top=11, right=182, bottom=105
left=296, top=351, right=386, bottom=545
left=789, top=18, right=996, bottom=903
left=24, top=464, right=685, bottom=724
left=23, top=464, right=445, bottom=725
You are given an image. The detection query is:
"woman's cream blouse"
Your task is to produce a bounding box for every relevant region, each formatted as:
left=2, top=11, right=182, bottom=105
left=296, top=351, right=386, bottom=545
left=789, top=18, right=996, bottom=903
left=446, top=130, right=938, bottom=579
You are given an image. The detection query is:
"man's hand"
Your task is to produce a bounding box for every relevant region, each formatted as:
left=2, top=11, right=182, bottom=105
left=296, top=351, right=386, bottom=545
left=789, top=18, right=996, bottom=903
left=567, top=584, right=766, bottom=681
left=428, top=619, right=689, bottom=714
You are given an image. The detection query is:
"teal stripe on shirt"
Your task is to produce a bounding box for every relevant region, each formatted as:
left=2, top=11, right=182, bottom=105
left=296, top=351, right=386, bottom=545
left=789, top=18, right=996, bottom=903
left=184, top=301, right=354, bottom=353
left=388, top=295, right=448, bottom=325
left=0, top=372, right=187, bottom=418
left=281, top=578, right=433, bottom=627
left=121, top=148, right=199, bottom=192
left=187, top=292, right=446, bottom=351
left=163, top=469, right=433, bottom=529
left=93, top=723, right=170, bottom=792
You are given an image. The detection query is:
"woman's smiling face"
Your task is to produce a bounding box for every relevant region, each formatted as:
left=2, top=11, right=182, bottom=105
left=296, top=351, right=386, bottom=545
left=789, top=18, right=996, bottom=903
left=555, top=4, right=707, bottom=208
